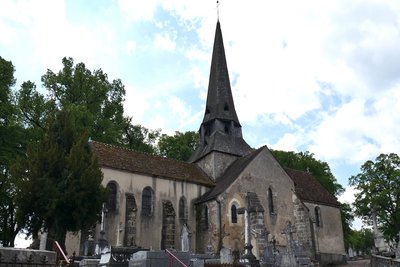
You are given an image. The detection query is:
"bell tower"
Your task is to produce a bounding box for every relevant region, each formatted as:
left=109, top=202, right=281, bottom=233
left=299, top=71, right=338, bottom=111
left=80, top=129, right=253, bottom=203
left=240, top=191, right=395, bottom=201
left=190, top=21, right=252, bottom=181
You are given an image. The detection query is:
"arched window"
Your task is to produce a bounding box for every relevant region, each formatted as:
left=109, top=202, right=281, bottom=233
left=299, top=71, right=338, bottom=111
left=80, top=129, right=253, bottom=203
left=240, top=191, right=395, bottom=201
left=106, top=182, right=117, bottom=212
left=201, top=205, right=208, bottom=230
left=179, top=196, right=188, bottom=224
left=231, top=204, right=237, bottom=223
left=268, top=188, right=274, bottom=214
left=141, top=187, right=154, bottom=216
left=315, top=206, right=322, bottom=227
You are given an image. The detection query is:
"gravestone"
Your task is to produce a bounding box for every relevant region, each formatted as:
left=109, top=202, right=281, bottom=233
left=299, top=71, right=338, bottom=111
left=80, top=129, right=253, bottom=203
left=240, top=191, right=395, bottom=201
left=0, top=247, right=57, bottom=267
left=220, top=247, right=233, bottom=264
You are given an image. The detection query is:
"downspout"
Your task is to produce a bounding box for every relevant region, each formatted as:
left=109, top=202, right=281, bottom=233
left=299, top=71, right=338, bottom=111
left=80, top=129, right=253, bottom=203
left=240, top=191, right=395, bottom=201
left=215, top=198, right=223, bottom=253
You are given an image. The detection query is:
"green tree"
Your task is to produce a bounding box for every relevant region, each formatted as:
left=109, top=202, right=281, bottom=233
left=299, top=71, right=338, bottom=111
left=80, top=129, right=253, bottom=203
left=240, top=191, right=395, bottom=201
left=271, top=150, right=344, bottom=196
left=0, top=56, right=23, bottom=246
left=122, top=119, right=160, bottom=154
left=41, top=57, right=126, bottom=145
left=349, top=153, right=400, bottom=241
left=15, top=109, right=107, bottom=249
left=16, top=81, right=55, bottom=143
left=341, top=203, right=355, bottom=250
left=348, top=228, right=375, bottom=255
left=158, top=131, right=198, bottom=161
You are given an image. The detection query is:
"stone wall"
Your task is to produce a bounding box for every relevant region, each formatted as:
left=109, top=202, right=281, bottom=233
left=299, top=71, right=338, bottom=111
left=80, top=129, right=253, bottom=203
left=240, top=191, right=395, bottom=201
left=292, top=195, right=314, bottom=259
left=0, top=247, right=57, bottom=266
left=304, top=203, right=345, bottom=257
left=371, top=254, right=400, bottom=267
left=66, top=167, right=210, bottom=255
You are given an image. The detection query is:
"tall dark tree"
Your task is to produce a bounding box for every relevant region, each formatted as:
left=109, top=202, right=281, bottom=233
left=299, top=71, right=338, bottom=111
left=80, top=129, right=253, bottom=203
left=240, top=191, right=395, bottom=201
left=271, top=150, right=344, bottom=196
left=41, top=57, right=126, bottom=145
left=158, top=131, right=198, bottom=161
left=15, top=109, right=107, bottom=249
left=349, top=153, right=400, bottom=242
left=0, top=56, right=22, bottom=246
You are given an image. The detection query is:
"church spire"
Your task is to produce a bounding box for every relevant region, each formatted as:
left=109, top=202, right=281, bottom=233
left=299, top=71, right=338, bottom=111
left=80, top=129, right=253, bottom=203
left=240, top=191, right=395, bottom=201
left=189, top=21, right=252, bottom=180
left=202, top=21, right=240, bottom=126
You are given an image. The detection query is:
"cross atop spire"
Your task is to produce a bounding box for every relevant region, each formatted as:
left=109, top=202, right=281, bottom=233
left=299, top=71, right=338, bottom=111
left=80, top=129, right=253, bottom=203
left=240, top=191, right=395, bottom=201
left=217, top=1, right=220, bottom=21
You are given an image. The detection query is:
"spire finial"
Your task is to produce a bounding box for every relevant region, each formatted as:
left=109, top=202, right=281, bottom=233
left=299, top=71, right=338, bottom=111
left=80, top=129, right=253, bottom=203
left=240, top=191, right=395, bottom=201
left=217, top=1, right=220, bottom=20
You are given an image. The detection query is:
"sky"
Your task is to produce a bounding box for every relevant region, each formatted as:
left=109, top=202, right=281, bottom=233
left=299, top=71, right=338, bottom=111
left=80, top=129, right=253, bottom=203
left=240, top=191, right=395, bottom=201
left=2, top=0, right=400, bottom=243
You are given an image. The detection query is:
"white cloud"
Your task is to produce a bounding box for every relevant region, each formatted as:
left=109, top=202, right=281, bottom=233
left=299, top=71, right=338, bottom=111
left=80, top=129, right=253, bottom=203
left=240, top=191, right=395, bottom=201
left=118, top=0, right=160, bottom=22
left=126, top=40, right=137, bottom=55
left=154, top=32, right=176, bottom=51
left=338, top=186, right=359, bottom=205
left=309, top=87, right=400, bottom=166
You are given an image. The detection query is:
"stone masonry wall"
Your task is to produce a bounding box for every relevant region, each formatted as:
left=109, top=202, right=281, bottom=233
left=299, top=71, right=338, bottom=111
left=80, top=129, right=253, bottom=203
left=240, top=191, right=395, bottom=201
left=293, top=195, right=314, bottom=259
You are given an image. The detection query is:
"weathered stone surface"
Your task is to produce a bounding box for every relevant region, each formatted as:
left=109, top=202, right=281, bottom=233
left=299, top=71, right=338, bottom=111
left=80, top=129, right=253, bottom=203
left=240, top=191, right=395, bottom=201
left=0, top=247, right=57, bottom=266
left=129, top=251, right=190, bottom=267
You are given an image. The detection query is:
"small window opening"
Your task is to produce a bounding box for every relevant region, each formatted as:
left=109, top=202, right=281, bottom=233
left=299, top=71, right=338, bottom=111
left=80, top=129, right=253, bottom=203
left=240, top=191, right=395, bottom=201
left=268, top=188, right=274, bottom=214
left=231, top=205, right=237, bottom=223
left=315, top=206, right=322, bottom=227
left=224, top=123, right=229, bottom=134
left=107, top=182, right=117, bottom=212
left=142, top=187, right=153, bottom=216
left=224, top=103, right=229, bottom=111
left=179, top=197, right=188, bottom=224
left=201, top=205, right=208, bottom=230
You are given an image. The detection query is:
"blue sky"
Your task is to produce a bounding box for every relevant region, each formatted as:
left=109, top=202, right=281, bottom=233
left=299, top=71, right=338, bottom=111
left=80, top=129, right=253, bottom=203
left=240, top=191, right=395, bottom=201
left=2, top=0, right=400, bottom=236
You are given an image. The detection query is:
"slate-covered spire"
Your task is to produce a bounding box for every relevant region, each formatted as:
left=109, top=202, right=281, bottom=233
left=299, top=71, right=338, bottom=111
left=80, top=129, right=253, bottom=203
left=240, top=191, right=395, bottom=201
left=190, top=21, right=252, bottom=171
left=203, top=21, right=240, bottom=125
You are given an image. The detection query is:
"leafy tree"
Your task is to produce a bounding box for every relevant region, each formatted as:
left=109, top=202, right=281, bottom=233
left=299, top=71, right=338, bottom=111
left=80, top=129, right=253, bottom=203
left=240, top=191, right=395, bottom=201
left=16, top=81, right=55, bottom=143
left=271, top=150, right=344, bottom=196
left=15, top=109, right=107, bottom=249
left=0, top=56, right=22, bottom=246
left=41, top=57, right=126, bottom=145
left=158, top=131, right=198, bottom=161
left=122, top=119, right=160, bottom=154
left=349, top=153, right=400, bottom=241
left=341, top=203, right=355, bottom=250
left=348, top=228, right=375, bottom=255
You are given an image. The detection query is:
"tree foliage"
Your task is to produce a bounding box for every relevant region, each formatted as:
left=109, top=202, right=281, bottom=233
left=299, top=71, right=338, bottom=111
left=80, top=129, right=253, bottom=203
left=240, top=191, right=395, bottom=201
left=15, top=110, right=107, bottom=249
left=0, top=56, right=22, bottom=246
left=341, top=203, right=355, bottom=250
left=122, top=119, right=160, bottom=154
left=158, top=131, right=198, bottom=161
left=41, top=57, right=126, bottom=145
left=348, top=228, right=375, bottom=255
left=271, top=150, right=344, bottom=196
left=349, top=153, right=400, bottom=241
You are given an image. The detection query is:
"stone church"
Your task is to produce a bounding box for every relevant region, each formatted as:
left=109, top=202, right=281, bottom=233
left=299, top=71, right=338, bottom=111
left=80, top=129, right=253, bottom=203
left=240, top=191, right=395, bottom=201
left=66, top=21, right=345, bottom=265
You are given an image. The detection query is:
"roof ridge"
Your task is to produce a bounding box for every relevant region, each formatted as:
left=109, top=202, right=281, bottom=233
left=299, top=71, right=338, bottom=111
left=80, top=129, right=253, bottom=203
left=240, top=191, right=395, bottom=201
left=90, top=140, right=194, bottom=165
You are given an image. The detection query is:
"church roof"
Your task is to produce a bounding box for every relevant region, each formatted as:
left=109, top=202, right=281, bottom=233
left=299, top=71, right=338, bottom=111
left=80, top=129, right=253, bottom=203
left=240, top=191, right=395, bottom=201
left=189, top=131, right=253, bottom=163
left=284, top=168, right=341, bottom=207
left=90, top=141, right=214, bottom=186
left=203, top=21, right=240, bottom=125
left=195, top=147, right=264, bottom=203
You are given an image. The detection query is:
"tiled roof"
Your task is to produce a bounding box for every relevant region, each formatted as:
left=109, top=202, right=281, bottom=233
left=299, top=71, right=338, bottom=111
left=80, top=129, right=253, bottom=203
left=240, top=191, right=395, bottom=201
left=90, top=141, right=214, bottom=186
left=284, top=168, right=340, bottom=207
left=195, top=147, right=264, bottom=203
